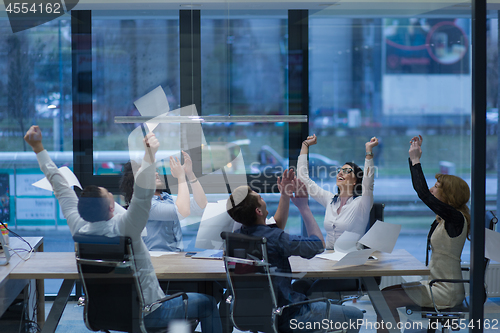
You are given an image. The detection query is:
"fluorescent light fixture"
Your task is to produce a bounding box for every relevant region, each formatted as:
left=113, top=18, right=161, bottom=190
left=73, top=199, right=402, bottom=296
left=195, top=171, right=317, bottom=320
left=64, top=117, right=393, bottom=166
left=48, top=105, right=57, bottom=109
left=114, top=115, right=307, bottom=124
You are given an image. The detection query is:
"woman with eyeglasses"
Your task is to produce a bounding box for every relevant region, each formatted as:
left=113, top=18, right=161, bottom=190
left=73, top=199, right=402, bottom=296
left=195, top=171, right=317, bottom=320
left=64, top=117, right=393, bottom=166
left=120, top=151, right=207, bottom=252
left=292, top=135, right=378, bottom=299
left=375, top=135, right=470, bottom=333
left=298, top=134, right=378, bottom=249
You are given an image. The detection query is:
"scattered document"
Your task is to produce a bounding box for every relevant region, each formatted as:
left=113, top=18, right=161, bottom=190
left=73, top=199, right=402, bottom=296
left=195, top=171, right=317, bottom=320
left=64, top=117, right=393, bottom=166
left=334, top=248, right=375, bottom=268
left=195, top=200, right=235, bottom=250
left=485, top=228, right=500, bottom=263
left=32, top=167, right=82, bottom=192
left=134, top=86, right=170, bottom=132
left=358, top=220, right=401, bottom=253
left=317, top=231, right=361, bottom=261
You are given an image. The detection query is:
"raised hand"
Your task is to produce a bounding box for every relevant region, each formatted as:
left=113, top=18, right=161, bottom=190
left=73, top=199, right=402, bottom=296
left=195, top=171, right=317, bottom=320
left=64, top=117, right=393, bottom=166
left=277, top=168, right=295, bottom=197
left=170, top=155, right=186, bottom=179
left=409, top=135, right=423, bottom=164
left=303, top=134, right=318, bottom=147
left=410, top=135, right=423, bottom=146
left=24, top=125, right=44, bottom=153
left=143, top=133, right=160, bottom=163
left=365, top=137, right=379, bottom=151
left=181, top=151, right=193, bottom=176
left=291, top=178, right=309, bottom=209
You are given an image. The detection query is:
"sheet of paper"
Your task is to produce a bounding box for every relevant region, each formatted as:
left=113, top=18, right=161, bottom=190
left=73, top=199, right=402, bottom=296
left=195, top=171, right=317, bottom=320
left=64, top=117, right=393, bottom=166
left=334, top=248, right=375, bottom=268
left=195, top=201, right=235, bottom=250
left=317, top=251, right=348, bottom=261
left=133, top=86, right=170, bottom=132
left=485, top=228, right=500, bottom=263
left=334, top=231, right=361, bottom=253
left=32, top=166, right=82, bottom=192
left=149, top=251, right=178, bottom=257
left=358, top=220, right=401, bottom=253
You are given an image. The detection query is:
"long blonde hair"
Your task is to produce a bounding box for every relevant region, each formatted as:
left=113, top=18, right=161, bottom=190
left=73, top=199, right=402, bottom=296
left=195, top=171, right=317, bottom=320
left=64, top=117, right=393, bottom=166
left=435, top=173, right=471, bottom=239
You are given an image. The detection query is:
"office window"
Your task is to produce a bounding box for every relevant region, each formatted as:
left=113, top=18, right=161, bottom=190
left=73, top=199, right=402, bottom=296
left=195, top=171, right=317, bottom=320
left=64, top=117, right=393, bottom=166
left=200, top=11, right=289, bottom=176
left=92, top=12, right=180, bottom=175
left=0, top=17, right=72, bottom=231
left=309, top=16, right=472, bottom=261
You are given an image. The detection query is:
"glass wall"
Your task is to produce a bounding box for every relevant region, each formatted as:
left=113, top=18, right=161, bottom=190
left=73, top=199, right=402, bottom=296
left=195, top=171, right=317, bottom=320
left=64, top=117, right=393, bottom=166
left=308, top=14, right=473, bottom=262
left=92, top=11, right=180, bottom=175
left=200, top=11, right=288, bottom=176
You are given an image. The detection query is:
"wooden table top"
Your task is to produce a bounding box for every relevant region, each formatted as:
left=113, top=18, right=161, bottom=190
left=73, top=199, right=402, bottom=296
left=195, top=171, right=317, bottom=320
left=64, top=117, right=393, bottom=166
left=0, top=237, right=43, bottom=283
left=9, top=248, right=428, bottom=280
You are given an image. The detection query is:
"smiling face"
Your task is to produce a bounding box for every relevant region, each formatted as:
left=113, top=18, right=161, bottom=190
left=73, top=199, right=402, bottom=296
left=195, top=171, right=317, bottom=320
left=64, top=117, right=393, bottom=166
left=336, top=164, right=356, bottom=194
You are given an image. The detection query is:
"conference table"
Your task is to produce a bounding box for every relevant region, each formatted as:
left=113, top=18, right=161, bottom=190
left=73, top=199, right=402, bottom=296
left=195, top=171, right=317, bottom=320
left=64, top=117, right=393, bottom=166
left=9, top=248, right=429, bottom=333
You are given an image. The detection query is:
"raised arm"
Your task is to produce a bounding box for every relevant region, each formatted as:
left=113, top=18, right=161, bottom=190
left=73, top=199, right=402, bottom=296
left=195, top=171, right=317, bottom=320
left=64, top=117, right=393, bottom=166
left=182, top=151, right=207, bottom=210
left=297, top=134, right=334, bottom=206
left=291, top=178, right=325, bottom=248
left=408, top=135, right=464, bottom=234
left=25, top=126, right=87, bottom=235
left=170, top=155, right=190, bottom=218
left=121, top=133, right=159, bottom=235
left=273, top=168, right=294, bottom=229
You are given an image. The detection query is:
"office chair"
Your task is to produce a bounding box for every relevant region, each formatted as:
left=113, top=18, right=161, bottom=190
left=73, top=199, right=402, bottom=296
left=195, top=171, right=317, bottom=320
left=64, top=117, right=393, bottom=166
left=406, top=210, right=498, bottom=333
left=74, top=234, right=191, bottom=333
left=220, top=231, right=332, bottom=333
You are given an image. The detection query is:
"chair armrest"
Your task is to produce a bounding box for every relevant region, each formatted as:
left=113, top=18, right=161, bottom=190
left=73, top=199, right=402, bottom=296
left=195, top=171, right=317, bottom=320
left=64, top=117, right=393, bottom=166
left=143, top=292, right=188, bottom=313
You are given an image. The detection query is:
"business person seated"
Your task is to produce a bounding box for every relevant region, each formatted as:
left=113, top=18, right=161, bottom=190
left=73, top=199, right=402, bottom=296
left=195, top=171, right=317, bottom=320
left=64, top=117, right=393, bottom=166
left=226, top=179, right=364, bottom=333
left=294, top=135, right=379, bottom=298
left=376, top=135, right=470, bottom=333
left=24, top=125, right=222, bottom=333
left=119, top=151, right=207, bottom=252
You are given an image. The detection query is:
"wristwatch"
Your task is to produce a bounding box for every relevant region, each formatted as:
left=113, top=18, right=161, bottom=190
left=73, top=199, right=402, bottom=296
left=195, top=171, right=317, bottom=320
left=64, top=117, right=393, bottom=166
left=365, top=151, right=374, bottom=157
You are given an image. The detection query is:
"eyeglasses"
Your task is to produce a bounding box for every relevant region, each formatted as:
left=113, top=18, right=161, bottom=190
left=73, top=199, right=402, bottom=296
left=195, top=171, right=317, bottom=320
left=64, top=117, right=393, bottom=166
left=337, top=167, right=354, bottom=174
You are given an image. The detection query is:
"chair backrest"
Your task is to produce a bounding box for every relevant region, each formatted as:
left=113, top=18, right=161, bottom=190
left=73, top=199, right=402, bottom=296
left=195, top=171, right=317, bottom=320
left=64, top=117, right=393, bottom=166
left=74, top=234, right=146, bottom=333
left=221, top=231, right=278, bottom=333
left=366, top=203, right=385, bottom=233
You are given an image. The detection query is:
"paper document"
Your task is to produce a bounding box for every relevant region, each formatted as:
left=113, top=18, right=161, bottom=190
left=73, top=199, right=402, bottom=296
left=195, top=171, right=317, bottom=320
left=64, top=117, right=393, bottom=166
left=334, top=249, right=375, bottom=268
left=485, top=228, right=500, bottom=263
left=134, top=86, right=170, bottom=132
left=358, top=220, right=401, bottom=253
left=316, top=231, right=361, bottom=261
left=195, top=200, right=235, bottom=250
left=32, top=167, right=82, bottom=192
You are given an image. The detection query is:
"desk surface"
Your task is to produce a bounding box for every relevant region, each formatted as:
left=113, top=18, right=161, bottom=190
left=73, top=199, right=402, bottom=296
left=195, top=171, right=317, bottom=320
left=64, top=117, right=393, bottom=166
left=0, top=237, right=43, bottom=282
left=10, top=249, right=428, bottom=280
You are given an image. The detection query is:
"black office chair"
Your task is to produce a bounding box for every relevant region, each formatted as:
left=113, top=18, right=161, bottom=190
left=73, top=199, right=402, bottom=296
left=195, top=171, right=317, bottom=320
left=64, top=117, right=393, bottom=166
left=74, top=234, right=190, bottom=333
left=220, top=231, right=332, bottom=333
left=406, top=210, right=498, bottom=333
